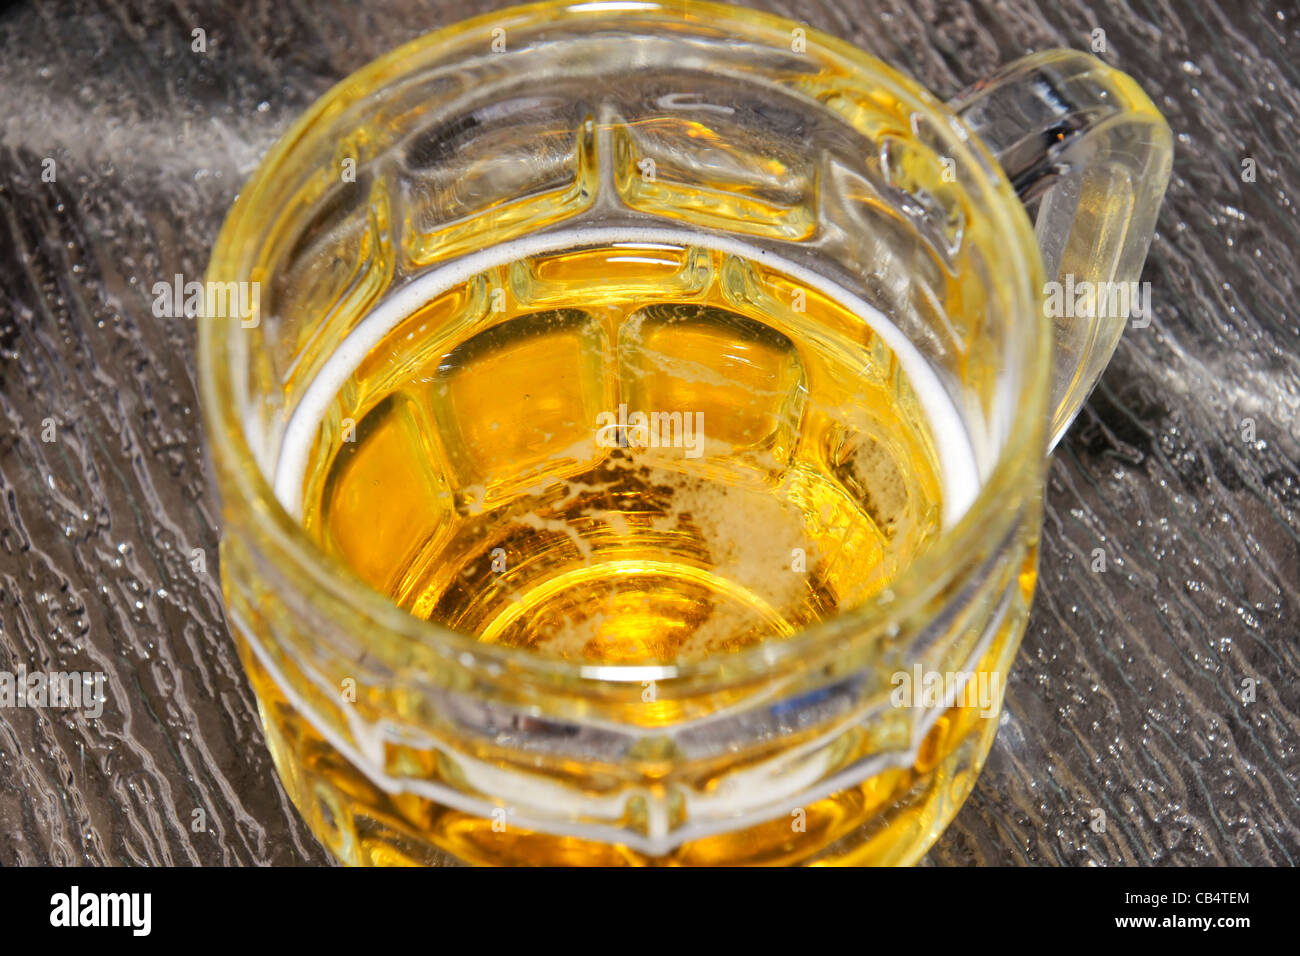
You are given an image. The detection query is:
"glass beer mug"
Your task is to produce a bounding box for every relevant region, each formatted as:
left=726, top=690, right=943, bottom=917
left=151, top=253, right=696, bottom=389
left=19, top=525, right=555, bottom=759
left=199, top=0, right=1172, bottom=865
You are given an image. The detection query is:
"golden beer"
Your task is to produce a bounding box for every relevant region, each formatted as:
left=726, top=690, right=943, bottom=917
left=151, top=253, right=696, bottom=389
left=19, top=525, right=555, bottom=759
left=229, top=229, right=1005, bottom=865
left=295, top=236, right=957, bottom=663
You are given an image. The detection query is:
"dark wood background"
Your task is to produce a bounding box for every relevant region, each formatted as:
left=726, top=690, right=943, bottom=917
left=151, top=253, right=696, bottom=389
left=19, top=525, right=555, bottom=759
left=0, top=0, right=1296, bottom=866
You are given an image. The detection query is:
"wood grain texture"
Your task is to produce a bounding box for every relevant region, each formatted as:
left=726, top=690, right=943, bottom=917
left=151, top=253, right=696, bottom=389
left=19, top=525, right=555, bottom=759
left=0, top=0, right=1295, bottom=866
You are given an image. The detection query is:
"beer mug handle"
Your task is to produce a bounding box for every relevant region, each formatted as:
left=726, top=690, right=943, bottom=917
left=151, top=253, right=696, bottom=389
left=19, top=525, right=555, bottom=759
left=951, top=50, right=1173, bottom=450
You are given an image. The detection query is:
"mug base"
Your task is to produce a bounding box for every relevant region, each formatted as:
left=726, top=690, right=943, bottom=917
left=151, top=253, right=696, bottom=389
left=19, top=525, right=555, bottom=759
left=232, top=610, right=1023, bottom=866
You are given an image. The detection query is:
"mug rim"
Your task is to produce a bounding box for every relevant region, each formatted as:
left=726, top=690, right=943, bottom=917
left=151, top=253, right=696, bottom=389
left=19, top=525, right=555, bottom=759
left=199, top=0, right=1050, bottom=689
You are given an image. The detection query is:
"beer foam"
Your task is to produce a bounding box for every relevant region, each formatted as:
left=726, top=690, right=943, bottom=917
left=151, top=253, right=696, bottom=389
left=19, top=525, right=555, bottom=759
left=271, top=226, right=980, bottom=528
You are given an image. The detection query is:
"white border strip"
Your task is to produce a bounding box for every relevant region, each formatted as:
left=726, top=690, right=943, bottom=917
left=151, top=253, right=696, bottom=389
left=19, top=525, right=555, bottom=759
left=270, top=225, right=979, bottom=528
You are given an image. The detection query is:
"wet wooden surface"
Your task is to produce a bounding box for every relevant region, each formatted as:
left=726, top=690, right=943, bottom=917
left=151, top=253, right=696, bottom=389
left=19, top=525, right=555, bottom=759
left=0, top=0, right=1296, bottom=865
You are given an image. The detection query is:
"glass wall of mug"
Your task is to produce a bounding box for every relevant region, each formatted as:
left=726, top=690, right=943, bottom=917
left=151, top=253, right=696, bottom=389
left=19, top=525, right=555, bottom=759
left=200, top=0, right=1049, bottom=865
